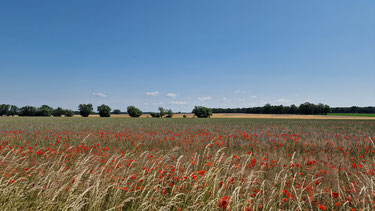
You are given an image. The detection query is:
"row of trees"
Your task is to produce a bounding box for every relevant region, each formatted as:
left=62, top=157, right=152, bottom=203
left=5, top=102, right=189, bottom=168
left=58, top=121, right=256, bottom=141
left=212, top=102, right=331, bottom=115
left=331, top=106, right=375, bottom=114
left=6, top=102, right=372, bottom=118
left=1, top=103, right=212, bottom=118
left=0, top=104, right=74, bottom=117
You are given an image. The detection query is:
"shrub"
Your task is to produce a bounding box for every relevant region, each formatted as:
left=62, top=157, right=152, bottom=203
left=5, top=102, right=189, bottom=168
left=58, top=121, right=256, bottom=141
left=97, top=104, right=111, bottom=117
left=78, top=104, right=93, bottom=117
left=64, top=109, right=74, bottom=117
left=112, top=109, right=121, bottom=114
left=127, top=106, right=142, bottom=117
left=150, top=112, right=160, bottom=118
left=52, top=107, right=65, bottom=117
left=192, top=106, right=212, bottom=118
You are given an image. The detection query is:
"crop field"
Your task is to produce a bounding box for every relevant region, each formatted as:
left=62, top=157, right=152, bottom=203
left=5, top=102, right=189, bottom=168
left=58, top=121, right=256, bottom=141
left=79, top=113, right=375, bottom=120
left=327, top=113, right=375, bottom=117
left=0, top=117, right=375, bottom=210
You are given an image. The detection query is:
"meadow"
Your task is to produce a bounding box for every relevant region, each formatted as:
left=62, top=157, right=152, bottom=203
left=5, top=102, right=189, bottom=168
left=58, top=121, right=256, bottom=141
left=327, top=113, right=375, bottom=117
left=0, top=117, right=374, bottom=210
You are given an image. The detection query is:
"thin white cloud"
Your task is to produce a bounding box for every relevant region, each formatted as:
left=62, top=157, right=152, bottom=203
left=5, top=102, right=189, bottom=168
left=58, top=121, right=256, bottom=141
left=198, top=96, right=212, bottom=101
left=277, top=98, right=291, bottom=103
left=171, top=101, right=188, bottom=105
left=250, top=96, right=257, bottom=99
left=234, top=90, right=247, bottom=94
left=167, top=93, right=178, bottom=99
left=146, top=91, right=159, bottom=96
left=92, top=92, right=106, bottom=98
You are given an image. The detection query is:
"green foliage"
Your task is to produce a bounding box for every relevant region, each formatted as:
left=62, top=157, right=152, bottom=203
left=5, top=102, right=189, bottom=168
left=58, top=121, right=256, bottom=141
left=150, top=107, right=173, bottom=118
left=212, top=102, right=331, bottom=115
left=158, top=107, right=166, bottom=117
left=78, top=104, right=93, bottom=117
left=19, top=106, right=37, bottom=116
left=150, top=112, right=160, bottom=118
left=52, top=107, right=65, bottom=117
left=183, top=114, right=187, bottom=118
left=127, top=106, right=142, bottom=117
left=324, top=105, right=331, bottom=114
left=97, top=104, right=111, bottom=117
left=0, top=104, right=10, bottom=116
left=166, top=109, right=173, bottom=118
left=289, top=104, right=298, bottom=114
left=64, top=109, right=74, bottom=117
left=8, top=105, right=19, bottom=116
left=192, top=106, right=212, bottom=118
left=37, top=105, right=53, bottom=116
left=112, top=109, right=121, bottom=114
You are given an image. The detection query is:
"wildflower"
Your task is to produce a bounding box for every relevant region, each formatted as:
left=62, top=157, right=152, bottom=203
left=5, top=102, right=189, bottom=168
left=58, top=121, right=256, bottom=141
left=219, top=196, right=230, bottom=209
left=332, top=192, right=339, bottom=198
left=318, top=204, right=327, bottom=210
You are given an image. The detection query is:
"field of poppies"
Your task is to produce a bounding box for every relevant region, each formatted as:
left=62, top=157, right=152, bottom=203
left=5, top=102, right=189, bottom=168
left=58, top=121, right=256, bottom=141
left=0, top=117, right=374, bottom=210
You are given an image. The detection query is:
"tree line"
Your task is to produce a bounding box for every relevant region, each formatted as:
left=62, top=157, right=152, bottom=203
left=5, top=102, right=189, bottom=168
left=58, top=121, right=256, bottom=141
left=0, top=104, right=213, bottom=118
left=330, top=106, right=375, bottom=114
left=2, top=102, right=373, bottom=118
left=211, top=102, right=332, bottom=115
left=0, top=104, right=75, bottom=117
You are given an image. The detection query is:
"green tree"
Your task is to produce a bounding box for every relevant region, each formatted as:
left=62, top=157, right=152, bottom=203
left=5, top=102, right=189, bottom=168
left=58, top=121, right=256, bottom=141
left=52, top=107, right=65, bottom=117
left=158, top=107, right=166, bottom=117
left=0, top=104, right=10, bottom=116
left=263, top=104, right=271, bottom=114
left=192, top=106, right=212, bottom=118
left=127, top=106, right=142, bottom=117
left=298, top=102, right=314, bottom=115
left=317, top=103, right=325, bottom=115
left=37, top=105, right=53, bottom=116
left=112, top=109, right=121, bottom=114
left=19, top=106, right=37, bottom=116
left=8, top=105, right=19, bottom=116
left=97, top=104, right=111, bottom=117
left=78, top=104, right=93, bottom=117
left=166, top=109, right=173, bottom=118
left=64, top=109, right=74, bottom=117
left=323, top=105, right=331, bottom=115
left=289, top=104, right=298, bottom=114
left=38, top=105, right=51, bottom=116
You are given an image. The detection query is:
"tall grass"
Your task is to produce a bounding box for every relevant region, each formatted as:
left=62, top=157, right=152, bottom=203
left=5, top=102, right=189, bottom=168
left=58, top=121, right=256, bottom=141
left=0, top=117, right=374, bottom=210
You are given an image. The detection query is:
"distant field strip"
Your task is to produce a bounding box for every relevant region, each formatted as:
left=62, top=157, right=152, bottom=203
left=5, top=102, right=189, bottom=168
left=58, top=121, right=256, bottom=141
left=327, top=113, right=375, bottom=117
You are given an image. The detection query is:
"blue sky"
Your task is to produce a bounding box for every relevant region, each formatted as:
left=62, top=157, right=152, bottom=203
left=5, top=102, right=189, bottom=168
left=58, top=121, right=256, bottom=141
left=0, top=0, right=374, bottom=112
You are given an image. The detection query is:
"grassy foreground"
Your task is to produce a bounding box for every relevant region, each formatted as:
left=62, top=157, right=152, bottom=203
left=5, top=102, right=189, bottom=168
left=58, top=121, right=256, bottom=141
left=0, top=117, right=374, bottom=210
